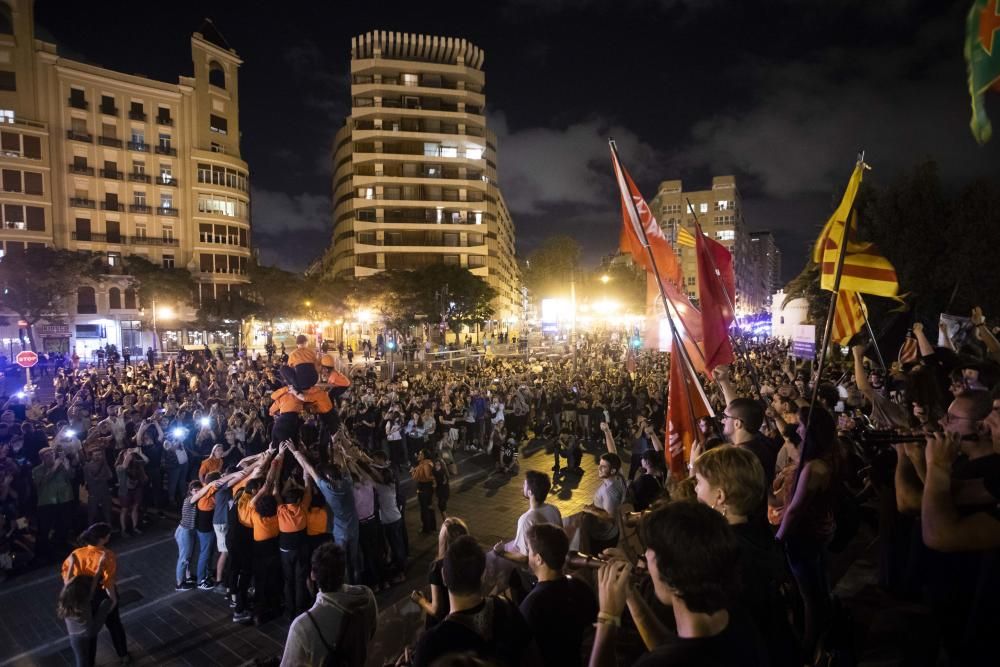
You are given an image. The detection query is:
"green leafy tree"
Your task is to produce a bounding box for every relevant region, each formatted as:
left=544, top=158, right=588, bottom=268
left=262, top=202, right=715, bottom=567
left=0, top=248, right=104, bottom=350
left=122, top=255, right=197, bottom=310
left=522, top=235, right=582, bottom=299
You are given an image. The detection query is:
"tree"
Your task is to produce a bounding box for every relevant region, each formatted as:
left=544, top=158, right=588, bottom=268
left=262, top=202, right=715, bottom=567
left=246, top=263, right=310, bottom=323
left=0, top=247, right=104, bottom=350
left=522, top=235, right=582, bottom=298
left=122, top=255, right=197, bottom=310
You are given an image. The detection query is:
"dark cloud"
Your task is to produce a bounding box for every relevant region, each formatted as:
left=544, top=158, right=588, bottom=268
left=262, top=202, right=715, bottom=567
left=250, top=189, right=330, bottom=271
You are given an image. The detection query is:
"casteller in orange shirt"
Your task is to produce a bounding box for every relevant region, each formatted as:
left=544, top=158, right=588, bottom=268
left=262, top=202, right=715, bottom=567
left=62, top=544, right=117, bottom=588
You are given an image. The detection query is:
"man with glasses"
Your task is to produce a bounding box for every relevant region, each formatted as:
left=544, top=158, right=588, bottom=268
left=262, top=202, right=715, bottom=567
left=721, top=398, right=779, bottom=488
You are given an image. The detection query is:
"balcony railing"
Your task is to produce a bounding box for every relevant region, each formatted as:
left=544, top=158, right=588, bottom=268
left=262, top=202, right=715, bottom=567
left=154, top=145, right=177, bottom=156
left=127, top=141, right=149, bottom=152
left=69, top=197, right=96, bottom=208
left=128, top=110, right=147, bottom=121
left=72, top=232, right=123, bottom=244
left=128, top=172, right=151, bottom=183
left=155, top=176, right=177, bottom=187
left=156, top=206, right=178, bottom=216
left=100, top=201, right=125, bottom=212
left=129, top=235, right=178, bottom=247
left=97, top=136, right=123, bottom=148
left=66, top=130, right=92, bottom=143
left=128, top=204, right=151, bottom=214
left=99, top=169, right=123, bottom=180
left=68, top=97, right=88, bottom=110
left=99, top=106, right=118, bottom=116
left=156, top=115, right=173, bottom=126
left=68, top=164, right=94, bottom=176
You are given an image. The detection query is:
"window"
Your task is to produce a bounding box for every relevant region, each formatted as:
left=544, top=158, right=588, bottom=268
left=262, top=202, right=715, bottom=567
left=208, top=61, right=226, bottom=89
left=22, top=135, right=40, bottom=159
left=129, top=101, right=144, bottom=118
left=130, top=129, right=144, bottom=145
left=156, top=107, right=172, bottom=124
left=134, top=222, right=147, bottom=238
left=440, top=146, right=457, bottom=158
left=133, top=191, right=146, bottom=206
left=423, top=142, right=440, bottom=157
left=160, top=166, right=172, bottom=183
left=687, top=276, right=696, bottom=286
left=239, top=228, right=248, bottom=247
left=162, top=226, right=174, bottom=242
left=465, top=147, right=483, bottom=160
left=716, top=200, right=729, bottom=211
left=473, top=211, right=483, bottom=225
left=100, top=95, right=116, bottom=114
left=0, top=71, right=16, bottom=91
left=160, top=194, right=173, bottom=209
left=0, top=110, right=13, bottom=124
left=468, top=255, right=485, bottom=268
left=199, top=223, right=212, bottom=243
left=162, top=254, right=174, bottom=269
left=357, top=187, right=373, bottom=200
left=26, top=206, right=44, bottom=231
left=0, top=4, right=11, bottom=35
left=69, top=88, right=86, bottom=108
left=123, top=288, right=137, bottom=309
left=442, top=255, right=460, bottom=266
left=106, top=220, right=121, bottom=243
left=2, top=169, right=20, bottom=192
left=716, top=230, right=735, bottom=241
left=158, top=133, right=171, bottom=149
left=77, top=287, right=97, bottom=314
left=108, top=287, right=122, bottom=309
left=402, top=73, right=419, bottom=87
left=699, top=203, right=708, bottom=214
left=210, top=142, right=225, bottom=153
left=3, top=203, right=23, bottom=229
left=75, top=218, right=91, bottom=241
left=200, top=253, right=213, bottom=272
left=209, top=114, right=227, bottom=134
left=133, top=160, right=145, bottom=175
left=107, top=252, right=121, bottom=267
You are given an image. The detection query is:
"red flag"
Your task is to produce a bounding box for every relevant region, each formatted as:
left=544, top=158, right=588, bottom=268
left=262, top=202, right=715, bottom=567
left=611, top=145, right=683, bottom=287
left=666, top=339, right=711, bottom=475
left=694, top=225, right=735, bottom=372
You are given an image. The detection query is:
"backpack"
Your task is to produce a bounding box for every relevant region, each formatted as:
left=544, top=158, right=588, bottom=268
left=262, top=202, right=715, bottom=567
left=305, top=599, right=368, bottom=667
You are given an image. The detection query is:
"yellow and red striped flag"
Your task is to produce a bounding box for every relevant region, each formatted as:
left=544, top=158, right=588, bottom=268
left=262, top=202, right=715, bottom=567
left=676, top=225, right=696, bottom=248
left=812, top=163, right=900, bottom=298
left=832, top=290, right=866, bottom=345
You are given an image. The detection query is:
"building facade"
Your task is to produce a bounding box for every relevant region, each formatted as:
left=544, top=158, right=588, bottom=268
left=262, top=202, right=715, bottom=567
left=0, top=2, right=250, bottom=359
left=648, top=175, right=769, bottom=314
left=325, top=31, right=519, bottom=323
left=750, top=230, right=781, bottom=309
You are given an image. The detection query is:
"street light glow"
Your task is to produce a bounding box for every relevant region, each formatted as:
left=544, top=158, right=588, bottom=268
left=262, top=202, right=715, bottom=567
left=156, top=306, right=176, bottom=320
left=356, top=309, right=373, bottom=323
left=600, top=274, right=610, bottom=284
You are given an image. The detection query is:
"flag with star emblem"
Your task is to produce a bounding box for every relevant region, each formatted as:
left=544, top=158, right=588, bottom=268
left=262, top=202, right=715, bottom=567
left=967, top=0, right=1000, bottom=143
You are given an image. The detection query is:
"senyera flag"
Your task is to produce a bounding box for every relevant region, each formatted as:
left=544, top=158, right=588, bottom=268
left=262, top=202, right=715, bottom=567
left=966, top=0, right=1000, bottom=143
left=694, top=222, right=735, bottom=372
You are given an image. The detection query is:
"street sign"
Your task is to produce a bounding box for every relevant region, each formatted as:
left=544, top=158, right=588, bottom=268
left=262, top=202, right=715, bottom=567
left=16, top=350, right=38, bottom=367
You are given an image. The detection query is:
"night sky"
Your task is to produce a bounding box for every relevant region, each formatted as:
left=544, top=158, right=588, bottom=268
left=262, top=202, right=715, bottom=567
left=35, top=0, right=1000, bottom=280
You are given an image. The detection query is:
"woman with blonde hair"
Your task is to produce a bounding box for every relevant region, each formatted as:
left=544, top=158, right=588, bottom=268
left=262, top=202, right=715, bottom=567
left=410, top=516, right=469, bottom=628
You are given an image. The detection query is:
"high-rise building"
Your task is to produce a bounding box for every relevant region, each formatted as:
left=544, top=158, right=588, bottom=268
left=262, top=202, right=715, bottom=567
left=326, top=31, right=519, bottom=323
left=0, top=4, right=250, bottom=357
left=750, top=230, right=781, bottom=308
left=649, top=175, right=769, bottom=313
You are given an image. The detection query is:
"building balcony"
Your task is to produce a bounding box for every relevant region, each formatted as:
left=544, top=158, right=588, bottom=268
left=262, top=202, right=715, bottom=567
left=99, top=169, right=123, bottom=180
left=156, top=115, right=173, bottom=126
left=156, top=206, right=178, bottom=217
left=68, top=98, right=88, bottom=110
left=72, top=232, right=124, bottom=244
left=69, top=197, right=96, bottom=209
left=154, top=145, right=177, bottom=156
left=128, top=203, right=152, bottom=213
left=66, top=129, right=92, bottom=143
left=128, top=172, right=151, bottom=183
left=68, top=164, right=94, bottom=176
left=127, top=141, right=149, bottom=152
left=128, top=110, right=147, bottom=121
left=100, top=201, right=125, bottom=212
left=97, top=136, right=123, bottom=148
left=129, top=235, right=178, bottom=247
left=99, top=105, right=118, bottom=116
left=155, top=176, right=177, bottom=187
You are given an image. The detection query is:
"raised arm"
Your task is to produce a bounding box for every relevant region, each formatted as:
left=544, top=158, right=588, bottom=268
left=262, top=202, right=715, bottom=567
left=911, top=322, right=935, bottom=358
left=852, top=345, right=875, bottom=399
left=600, top=421, right=617, bottom=455
left=972, top=307, right=1000, bottom=361
left=712, top=365, right=738, bottom=406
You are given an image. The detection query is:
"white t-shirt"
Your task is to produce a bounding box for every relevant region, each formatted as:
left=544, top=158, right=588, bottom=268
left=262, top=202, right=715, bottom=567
left=510, top=503, right=563, bottom=555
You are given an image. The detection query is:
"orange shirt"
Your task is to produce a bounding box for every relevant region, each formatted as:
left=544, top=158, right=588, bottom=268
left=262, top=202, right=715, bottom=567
left=278, top=487, right=311, bottom=534
left=288, top=347, right=318, bottom=368
left=412, top=459, right=435, bottom=484
left=200, top=457, right=223, bottom=481
left=237, top=492, right=255, bottom=528
left=306, top=506, right=329, bottom=536
left=270, top=387, right=304, bottom=415
left=62, top=545, right=117, bottom=588
left=196, top=485, right=217, bottom=512
left=250, top=510, right=279, bottom=542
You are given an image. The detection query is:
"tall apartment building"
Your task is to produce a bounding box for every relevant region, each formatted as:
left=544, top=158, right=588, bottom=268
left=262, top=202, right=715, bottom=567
left=0, top=2, right=250, bottom=357
left=326, top=31, right=519, bottom=323
left=649, top=175, right=769, bottom=314
left=750, top=230, right=781, bottom=308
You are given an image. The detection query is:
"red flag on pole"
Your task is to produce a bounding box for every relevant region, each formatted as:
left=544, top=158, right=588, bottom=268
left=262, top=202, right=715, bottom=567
left=666, top=339, right=711, bottom=475
left=694, top=225, right=735, bottom=372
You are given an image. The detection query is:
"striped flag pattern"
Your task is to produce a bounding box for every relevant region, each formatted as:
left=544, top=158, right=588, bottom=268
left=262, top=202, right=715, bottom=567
left=832, top=290, right=866, bottom=345
left=676, top=225, right=696, bottom=248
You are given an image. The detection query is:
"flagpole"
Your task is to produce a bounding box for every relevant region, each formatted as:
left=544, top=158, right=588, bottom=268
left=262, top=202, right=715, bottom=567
left=859, top=301, right=887, bottom=371
left=610, top=139, right=715, bottom=419
left=685, top=201, right=767, bottom=401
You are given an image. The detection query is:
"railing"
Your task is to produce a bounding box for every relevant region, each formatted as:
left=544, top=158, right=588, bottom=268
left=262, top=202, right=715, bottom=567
left=156, top=116, right=173, bottom=126
left=128, top=172, right=151, bottom=183
left=69, top=197, right=96, bottom=208
left=68, top=164, right=94, bottom=176
left=99, top=169, right=123, bottom=180
left=97, top=136, right=123, bottom=148
left=156, top=206, right=178, bottom=216
left=128, top=204, right=152, bottom=214
left=154, top=145, right=177, bottom=156
left=72, top=232, right=122, bottom=244
left=155, top=176, right=177, bottom=186
left=128, top=110, right=147, bottom=121
left=129, top=235, right=178, bottom=247
left=100, top=201, right=125, bottom=212
left=99, top=106, right=118, bottom=116
left=68, top=97, right=88, bottom=110
left=66, top=130, right=92, bottom=143
left=127, top=141, right=149, bottom=152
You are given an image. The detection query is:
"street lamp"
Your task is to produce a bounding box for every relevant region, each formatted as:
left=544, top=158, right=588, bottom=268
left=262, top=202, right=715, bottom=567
left=600, top=274, right=610, bottom=284
left=151, top=301, right=175, bottom=353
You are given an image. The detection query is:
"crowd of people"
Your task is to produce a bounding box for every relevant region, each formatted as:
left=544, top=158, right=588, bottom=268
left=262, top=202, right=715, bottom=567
left=3, top=308, right=1000, bottom=666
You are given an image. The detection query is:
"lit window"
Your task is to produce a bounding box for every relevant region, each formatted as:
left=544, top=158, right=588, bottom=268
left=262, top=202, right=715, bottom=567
left=160, top=194, right=173, bottom=209
left=402, top=73, right=419, bottom=87
left=699, top=203, right=708, bottom=214
left=441, top=146, right=458, bottom=158
left=473, top=211, right=483, bottom=225
left=465, top=147, right=483, bottom=160
left=160, top=166, right=172, bottom=183
left=716, top=200, right=728, bottom=210
left=436, top=206, right=444, bottom=223
left=0, top=110, right=12, bottom=124
left=423, top=143, right=440, bottom=157
left=716, top=230, right=735, bottom=241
